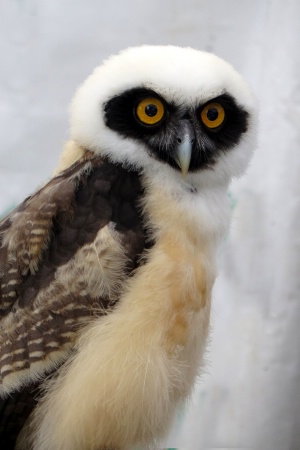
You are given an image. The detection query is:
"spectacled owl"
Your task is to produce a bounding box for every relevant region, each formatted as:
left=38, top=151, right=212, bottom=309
left=0, top=45, right=256, bottom=450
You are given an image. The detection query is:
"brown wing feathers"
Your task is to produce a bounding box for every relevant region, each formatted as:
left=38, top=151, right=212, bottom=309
left=0, top=382, right=41, bottom=449
left=0, top=151, right=145, bottom=447
left=0, top=159, right=86, bottom=316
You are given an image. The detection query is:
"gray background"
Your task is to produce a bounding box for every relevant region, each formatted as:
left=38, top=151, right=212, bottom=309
left=0, top=1, right=299, bottom=449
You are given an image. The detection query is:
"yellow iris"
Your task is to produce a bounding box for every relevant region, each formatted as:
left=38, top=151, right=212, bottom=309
left=136, top=98, right=165, bottom=125
left=201, top=102, right=225, bottom=129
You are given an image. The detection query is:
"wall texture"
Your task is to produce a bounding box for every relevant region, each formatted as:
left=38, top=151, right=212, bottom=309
left=0, top=1, right=299, bottom=449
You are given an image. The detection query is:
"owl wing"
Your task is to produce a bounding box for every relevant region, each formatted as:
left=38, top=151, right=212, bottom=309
left=0, top=151, right=145, bottom=446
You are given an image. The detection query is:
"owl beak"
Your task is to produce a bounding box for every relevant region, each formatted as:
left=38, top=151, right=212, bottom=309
left=174, top=120, right=195, bottom=177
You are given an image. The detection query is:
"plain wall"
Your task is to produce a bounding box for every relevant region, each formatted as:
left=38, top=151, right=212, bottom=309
left=0, top=1, right=299, bottom=449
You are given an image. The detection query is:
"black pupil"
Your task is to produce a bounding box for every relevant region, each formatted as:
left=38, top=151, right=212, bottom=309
left=206, top=107, right=219, bottom=121
left=145, top=104, right=158, bottom=117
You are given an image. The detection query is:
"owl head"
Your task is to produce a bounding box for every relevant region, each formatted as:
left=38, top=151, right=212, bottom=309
left=70, top=45, right=256, bottom=190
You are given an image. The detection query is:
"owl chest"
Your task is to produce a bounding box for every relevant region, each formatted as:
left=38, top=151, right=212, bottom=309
left=160, top=235, right=211, bottom=362
left=135, top=229, right=213, bottom=396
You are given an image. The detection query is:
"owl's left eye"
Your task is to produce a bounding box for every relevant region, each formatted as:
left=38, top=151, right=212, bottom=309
left=136, top=98, right=165, bottom=125
left=201, top=102, right=225, bottom=129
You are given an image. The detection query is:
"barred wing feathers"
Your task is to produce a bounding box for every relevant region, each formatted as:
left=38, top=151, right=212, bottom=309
left=0, top=151, right=145, bottom=447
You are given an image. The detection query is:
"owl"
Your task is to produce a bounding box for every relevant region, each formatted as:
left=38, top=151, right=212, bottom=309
left=0, top=45, right=256, bottom=449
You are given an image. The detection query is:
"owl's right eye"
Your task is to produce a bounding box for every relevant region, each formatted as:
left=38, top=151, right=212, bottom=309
left=136, top=98, right=165, bottom=125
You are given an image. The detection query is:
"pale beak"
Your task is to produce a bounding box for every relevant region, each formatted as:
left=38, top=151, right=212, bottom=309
left=174, top=120, right=195, bottom=177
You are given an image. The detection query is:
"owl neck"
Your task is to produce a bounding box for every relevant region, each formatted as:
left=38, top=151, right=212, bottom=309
left=141, top=171, right=231, bottom=258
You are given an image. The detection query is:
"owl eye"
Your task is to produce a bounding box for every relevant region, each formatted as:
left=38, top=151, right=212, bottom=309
left=136, top=98, right=165, bottom=125
left=201, top=102, right=225, bottom=129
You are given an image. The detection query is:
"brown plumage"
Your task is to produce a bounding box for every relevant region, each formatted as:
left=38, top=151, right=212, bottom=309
left=0, top=151, right=146, bottom=448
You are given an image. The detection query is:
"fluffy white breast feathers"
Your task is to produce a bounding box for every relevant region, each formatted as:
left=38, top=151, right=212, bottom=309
left=0, top=45, right=256, bottom=450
